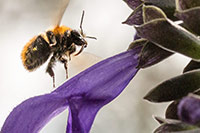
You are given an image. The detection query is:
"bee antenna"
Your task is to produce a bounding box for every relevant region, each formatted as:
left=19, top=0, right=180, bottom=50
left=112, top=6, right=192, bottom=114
left=85, top=36, right=97, bottom=40
left=80, top=10, right=85, bottom=36
left=79, top=10, right=97, bottom=40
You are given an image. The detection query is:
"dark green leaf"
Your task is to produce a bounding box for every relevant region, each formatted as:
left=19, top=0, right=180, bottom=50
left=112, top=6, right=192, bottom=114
left=154, top=117, right=199, bottom=133
left=165, top=101, right=179, bottom=120
left=177, top=0, right=200, bottom=10
left=144, top=70, right=200, bottom=102
left=154, top=116, right=180, bottom=124
left=134, top=33, right=141, bottom=40
left=128, top=39, right=147, bottom=50
left=143, top=5, right=166, bottom=23
left=143, top=0, right=177, bottom=20
left=123, top=4, right=143, bottom=25
left=183, top=60, right=200, bottom=73
left=123, top=0, right=142, bottom=10
left=135, top=19, right=200, bottom=61
left=175, top=7, right=200, bottom=35
left=138, top=41, right=173, bottom=68
left=154, top=123, right=200, bottom=133
left=194, top=89, right=200, bottom=95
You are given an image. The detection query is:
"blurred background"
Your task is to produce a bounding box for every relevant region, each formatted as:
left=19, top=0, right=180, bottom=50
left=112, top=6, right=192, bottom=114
left=0, top=0, right=191, bottom=132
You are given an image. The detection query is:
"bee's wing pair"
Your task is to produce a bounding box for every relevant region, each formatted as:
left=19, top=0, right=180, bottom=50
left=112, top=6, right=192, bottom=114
left=69, top=52, right=102, bottom=77
left=50, top=0, right=70, bottom=27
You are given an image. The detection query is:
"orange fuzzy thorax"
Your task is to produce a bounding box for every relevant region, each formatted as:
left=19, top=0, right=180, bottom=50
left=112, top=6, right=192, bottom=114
left=52, top=25, right=72, bottom=35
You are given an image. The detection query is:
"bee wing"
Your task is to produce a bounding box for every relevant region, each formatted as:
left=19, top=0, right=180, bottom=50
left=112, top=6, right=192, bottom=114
left=68, top=52, right=102, bottom=77
left=50, top=0, right=70, bottom=27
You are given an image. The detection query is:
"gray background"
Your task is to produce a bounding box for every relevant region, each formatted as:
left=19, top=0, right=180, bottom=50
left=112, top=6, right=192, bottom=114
left=0, top=0, right=190, bottom=132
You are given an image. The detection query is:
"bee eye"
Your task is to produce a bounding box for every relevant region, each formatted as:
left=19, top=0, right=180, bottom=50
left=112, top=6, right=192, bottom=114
left=71, top=30, right=81, bottom=37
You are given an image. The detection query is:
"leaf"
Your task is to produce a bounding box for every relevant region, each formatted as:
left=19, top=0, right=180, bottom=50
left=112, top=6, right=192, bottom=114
left=154, top=117, right=199, bottom=133
left=176, top=0, right=200, bottom=10
left=144, top=70, right=200, bottom=102
left=143, top=0, right=176, bottom=20
left=123, top=0, right=143, bottom=10
left=123, top=4, right=143, bottom=25
left=138, top=41, right=173, bottom=68
left=143, top=5, right=167, bottom=23
left=133, top=32, right=141, bottom=40
left=128, top=39, right=147, bottom=50
left=183, top=60, right=200, bottom=73
left=175, top=7, right=200, bottom=35
left=165, top=101, right=179, bottom=120
left=154, top=116, right=180, bottom=124
left=135, top=19, right=200, bottom=61
left=154, top=123, right=200, bottom=133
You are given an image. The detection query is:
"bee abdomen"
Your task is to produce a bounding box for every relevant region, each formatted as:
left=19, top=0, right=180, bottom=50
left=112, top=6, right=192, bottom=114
left=21, top=35, right=51, bottom=71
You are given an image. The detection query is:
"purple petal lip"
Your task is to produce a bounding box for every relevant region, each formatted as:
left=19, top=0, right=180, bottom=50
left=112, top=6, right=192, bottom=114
left=1, top=45, right=142, bottom=133
left=1, top=93, right=68, bottom=133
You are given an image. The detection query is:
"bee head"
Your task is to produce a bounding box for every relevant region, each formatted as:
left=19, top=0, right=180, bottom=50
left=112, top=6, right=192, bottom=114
left=71, top=30, right=87, bottom=47
left=66, top=11, right=96, bottom=56
left=70, top=11, right=96, bottom=47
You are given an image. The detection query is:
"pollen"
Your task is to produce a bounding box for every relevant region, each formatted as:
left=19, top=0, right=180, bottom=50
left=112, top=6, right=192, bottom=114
left=33, top=47, right=37, bottom=51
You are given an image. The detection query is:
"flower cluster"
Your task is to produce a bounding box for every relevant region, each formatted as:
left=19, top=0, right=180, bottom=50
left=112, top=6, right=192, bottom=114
left=123, top=0, right=200, bottom=132
left=2, top=0, right=200, bottom=132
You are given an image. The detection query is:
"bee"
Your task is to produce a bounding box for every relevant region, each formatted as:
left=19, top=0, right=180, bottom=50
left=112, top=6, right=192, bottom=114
left=21, top=1, right=96, bottom=87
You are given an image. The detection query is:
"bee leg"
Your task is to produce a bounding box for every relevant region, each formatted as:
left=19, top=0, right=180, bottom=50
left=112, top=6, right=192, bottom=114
left=64, top=61, right=68, bottom=79
left=74, top=45, right=84, bottom=56
left=59, top=56, right=68, bottom=79
left=66, top=51, right=71, bottom=61
left=46, top=55, right=56, bottom=87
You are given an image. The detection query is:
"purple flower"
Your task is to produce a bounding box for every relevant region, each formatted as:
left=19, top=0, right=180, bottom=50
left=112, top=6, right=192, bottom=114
left=178, top=94, right=200, bottom=125
left=1, top=45, right=142, bottom=133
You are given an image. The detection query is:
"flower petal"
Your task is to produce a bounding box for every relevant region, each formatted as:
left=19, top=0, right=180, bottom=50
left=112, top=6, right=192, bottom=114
left=1, top=45, right=142, bottom=133
left=1, top=93, right=68, bottom=133
left=54, top=45, right=142, bottom=98
left=178, top=94, right=200, bottom=125
left=56, top=46, right=142, bottom=132
left=66, top=96, right=103, bottom=133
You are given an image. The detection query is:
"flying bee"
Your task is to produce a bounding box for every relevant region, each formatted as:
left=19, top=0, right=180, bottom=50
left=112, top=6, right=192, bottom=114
left=21, top=1, right=96, bottom=87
